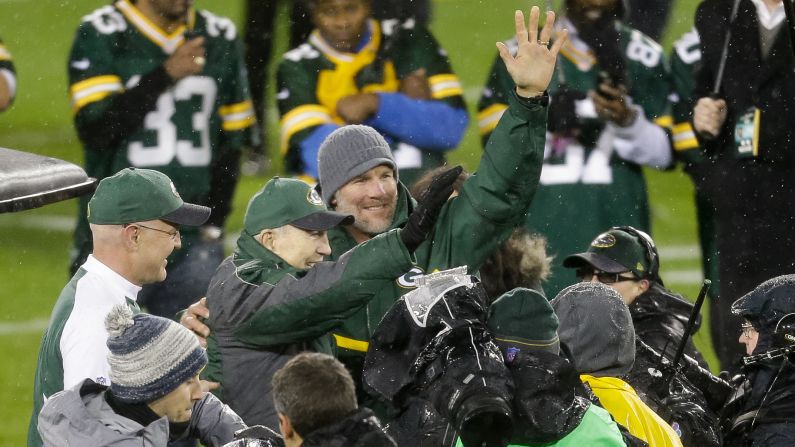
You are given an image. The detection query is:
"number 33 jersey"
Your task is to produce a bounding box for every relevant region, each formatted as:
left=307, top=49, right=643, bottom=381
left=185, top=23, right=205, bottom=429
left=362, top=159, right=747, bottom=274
left=478, top=21, right=673, bottom=296
left=67, top=0, right=254, bottom=204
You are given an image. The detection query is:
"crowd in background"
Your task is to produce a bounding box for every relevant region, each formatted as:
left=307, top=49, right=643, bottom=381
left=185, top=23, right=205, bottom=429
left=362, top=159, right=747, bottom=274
left=3, top=0, right=795, bottom=446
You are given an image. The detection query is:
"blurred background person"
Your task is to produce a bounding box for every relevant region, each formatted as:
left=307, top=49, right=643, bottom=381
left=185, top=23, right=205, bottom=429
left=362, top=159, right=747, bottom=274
left=0, top=35, right=16, bottom=112
left=478, top=0, right=674, bottom=297
left=66, top=0, right=255, bottom=320
left=692, top=0, right=795, bottom=371
left=276, top=0, right=467, bottom=186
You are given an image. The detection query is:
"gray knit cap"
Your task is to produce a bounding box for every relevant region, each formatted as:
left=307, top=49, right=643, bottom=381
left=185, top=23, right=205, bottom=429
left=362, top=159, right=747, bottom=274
left=105, top=305, right=207, bottom=403
left=317, top=125, right=397, bottom=205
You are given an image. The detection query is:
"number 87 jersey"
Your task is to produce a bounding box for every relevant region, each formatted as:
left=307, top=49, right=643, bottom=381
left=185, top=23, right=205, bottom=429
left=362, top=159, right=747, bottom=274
left=477, top=19, right=673, bottom=297
left=67, top=0, right=255, bottom=206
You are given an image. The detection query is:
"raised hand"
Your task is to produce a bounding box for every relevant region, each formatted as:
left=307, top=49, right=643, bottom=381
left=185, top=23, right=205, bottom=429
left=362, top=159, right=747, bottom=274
left=497, top=6, right=567, bottom=98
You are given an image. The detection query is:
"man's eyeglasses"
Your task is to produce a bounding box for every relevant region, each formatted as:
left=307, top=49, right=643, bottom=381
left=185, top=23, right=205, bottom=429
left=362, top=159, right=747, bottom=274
left=125, top=223, right=180, bottom=241
left=741, top=323, right=756, bottom=339
left=576, top=268, right=637, bottom=285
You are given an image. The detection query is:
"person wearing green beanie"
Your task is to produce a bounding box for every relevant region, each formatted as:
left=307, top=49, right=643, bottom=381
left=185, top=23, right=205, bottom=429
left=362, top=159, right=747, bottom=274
left=456, top=287, right=627, bottom=447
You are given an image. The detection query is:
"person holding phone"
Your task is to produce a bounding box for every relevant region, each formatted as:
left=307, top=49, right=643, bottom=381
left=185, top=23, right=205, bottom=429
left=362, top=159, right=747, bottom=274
left=477, top=0, right=674, bottom=296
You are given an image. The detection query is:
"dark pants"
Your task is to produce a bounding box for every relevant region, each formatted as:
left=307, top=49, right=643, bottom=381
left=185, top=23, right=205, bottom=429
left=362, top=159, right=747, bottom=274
left=707, top=160, right=795, bottom=371
left=244, top=0, right=313, bottom=153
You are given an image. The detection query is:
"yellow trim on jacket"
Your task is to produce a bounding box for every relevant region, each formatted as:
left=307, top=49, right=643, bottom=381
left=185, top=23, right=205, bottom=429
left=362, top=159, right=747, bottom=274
left=581, top=374, right=683, bottom=447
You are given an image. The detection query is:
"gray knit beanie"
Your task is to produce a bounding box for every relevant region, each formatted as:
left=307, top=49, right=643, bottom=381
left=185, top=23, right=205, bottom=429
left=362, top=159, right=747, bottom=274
left=317, top=125, right=397, bottom=205
left=105, top=305, right=207, bottom=403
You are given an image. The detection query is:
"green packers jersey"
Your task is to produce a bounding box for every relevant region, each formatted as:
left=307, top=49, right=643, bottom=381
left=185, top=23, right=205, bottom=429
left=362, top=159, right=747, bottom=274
left=479, top=23, right=672, bottom=296
left=0, top=36, right=12, bottom=69
left=670, top=28, right=704, bottom=165
left=68, top=0, right=254, bottom=201
left=0, top=36, right=16, bottom=105
left=277, top=18, right=465, bottom=183
left=67, top=0, right=254, bottom=269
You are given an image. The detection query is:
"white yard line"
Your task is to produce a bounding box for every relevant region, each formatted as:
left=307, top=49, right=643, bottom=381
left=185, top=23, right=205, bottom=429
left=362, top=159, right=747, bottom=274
left=0, top=318, right=48, bottom=336
left=662, top=269, right=704, bottom=285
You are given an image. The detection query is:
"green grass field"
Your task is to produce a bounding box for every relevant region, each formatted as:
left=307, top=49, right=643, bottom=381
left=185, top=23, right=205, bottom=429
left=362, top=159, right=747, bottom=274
left=0, top=1, right=705, bottom=444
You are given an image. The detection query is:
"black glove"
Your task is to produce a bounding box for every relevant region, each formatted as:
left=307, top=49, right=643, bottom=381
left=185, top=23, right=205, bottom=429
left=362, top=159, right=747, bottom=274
left=400, top=165, right=463, bottom=252
left=548, top=86, right=586, bottom=136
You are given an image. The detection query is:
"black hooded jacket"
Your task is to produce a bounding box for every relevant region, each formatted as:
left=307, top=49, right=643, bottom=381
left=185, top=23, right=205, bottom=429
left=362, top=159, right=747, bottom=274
left=629, top=282, right=707, bottom=368
left=222, top=408, right=395, bottom=447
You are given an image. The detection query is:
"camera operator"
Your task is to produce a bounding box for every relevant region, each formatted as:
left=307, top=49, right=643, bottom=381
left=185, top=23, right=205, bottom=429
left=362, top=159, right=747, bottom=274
left=721, top=275, right=795, bottom=446
left=364, top=269, right=639, bottom=447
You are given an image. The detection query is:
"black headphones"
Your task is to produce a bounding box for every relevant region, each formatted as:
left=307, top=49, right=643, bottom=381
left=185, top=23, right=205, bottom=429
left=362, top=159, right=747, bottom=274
left=611, top=225, right=660, bottom=282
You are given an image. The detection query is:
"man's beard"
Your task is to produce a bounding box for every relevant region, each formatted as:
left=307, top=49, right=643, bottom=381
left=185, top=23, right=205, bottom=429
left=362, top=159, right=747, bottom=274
left=335, top=196, right=397, bottom=237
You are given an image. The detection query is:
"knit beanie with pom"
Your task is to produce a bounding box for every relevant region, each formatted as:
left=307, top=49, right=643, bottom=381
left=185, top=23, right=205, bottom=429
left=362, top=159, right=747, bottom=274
left=104, top=305, right=207, bottom=403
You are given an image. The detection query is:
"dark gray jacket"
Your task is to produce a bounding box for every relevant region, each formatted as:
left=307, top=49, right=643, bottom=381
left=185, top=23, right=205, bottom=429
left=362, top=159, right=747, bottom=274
left=37, top=379, right=244, bottom=446
left=204, top=229, right=413, bottom=429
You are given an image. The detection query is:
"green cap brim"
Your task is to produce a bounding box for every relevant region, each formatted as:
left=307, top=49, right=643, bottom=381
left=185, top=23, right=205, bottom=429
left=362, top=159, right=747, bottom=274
left=563, top=252, right=628, bottom=274
left=290, top=211, right=353, bottom=231
left=161, top=202, right=211, bottom=227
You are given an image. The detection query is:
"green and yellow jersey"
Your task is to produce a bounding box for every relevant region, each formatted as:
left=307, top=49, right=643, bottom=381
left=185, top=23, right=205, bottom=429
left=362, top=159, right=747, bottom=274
left=479, top=20, right=673, bottom=296
left=277, top=18, right=467, bottom=185
left=67, top=0, right=254, bottom=270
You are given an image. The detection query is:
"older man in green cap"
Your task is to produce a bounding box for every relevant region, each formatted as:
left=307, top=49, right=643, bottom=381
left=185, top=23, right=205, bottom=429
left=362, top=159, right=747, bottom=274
left=29, top=167, right=211, bottom=447
left=202, top=172, right=456, bottom=429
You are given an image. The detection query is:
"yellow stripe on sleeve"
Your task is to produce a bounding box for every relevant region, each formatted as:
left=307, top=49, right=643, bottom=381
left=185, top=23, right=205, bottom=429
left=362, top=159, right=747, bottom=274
left=0, top=45, right=11, bottom=61
left=429, top=74, right=463, bottom=99
left=219, top=100, right=254, bottom=116
left=72, top=91, right=116, bottom=113
left=69, top=75, right=123, bottom=96
left=279, top=104, right=333, bottom=154
left=654, top=115, right=673, bottom=129
left=477, top=103, right=509, bottom=135
left=222, top=115, right=256, bottom=131
left=333, top=334, right=369, bottom=352
left=672, top=122, right=699, bottom=151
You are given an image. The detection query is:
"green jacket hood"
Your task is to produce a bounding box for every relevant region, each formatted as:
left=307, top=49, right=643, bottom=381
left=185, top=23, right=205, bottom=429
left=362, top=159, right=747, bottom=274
left=233, top=231, right=303, bottom=284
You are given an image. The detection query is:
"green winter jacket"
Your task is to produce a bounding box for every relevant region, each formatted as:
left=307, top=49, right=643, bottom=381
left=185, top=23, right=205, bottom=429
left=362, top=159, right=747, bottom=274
left=328, top=92, right=548, bottom=375
left=202, top=228, right=413, bottom=428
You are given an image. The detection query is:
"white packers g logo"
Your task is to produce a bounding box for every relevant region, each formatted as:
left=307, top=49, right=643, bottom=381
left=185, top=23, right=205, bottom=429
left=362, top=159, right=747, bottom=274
left=307, top=188, right=323, bottom=206
left=169, top=181, right=181, bottom=199
left=397, top=266, right=425, bottom=289
left=591, top=233, right=616, bottom=248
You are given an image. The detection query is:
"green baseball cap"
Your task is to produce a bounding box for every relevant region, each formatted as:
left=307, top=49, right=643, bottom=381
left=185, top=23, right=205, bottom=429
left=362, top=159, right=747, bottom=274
left=243, top=177, right=353, bottom=234
left=563, top=228, right=651, bottom=279
left=488, top=288, right=560, bottom=355
left=87, top=168, right=210, bottom=226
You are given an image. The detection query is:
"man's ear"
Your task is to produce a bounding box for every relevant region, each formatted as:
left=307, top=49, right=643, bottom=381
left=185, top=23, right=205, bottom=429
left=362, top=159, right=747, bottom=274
left=278, top=413, right=295, bottom=439
left=639, top=279, right=651, bottom=294
left=122, top=225, right=139, bottom=250
left=259, top=229, right=275, bottom=250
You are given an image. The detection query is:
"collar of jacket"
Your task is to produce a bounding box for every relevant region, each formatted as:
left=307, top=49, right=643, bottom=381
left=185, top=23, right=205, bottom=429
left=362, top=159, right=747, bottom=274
left=233, top=231, right=302, bottom=284
left=630, top=282, right=697, bottom=327
left=39, top=379, right=170, bottom=445
left=301, top=407, right=394, bottom=446
left=327, top=181, right=415, bottom=256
